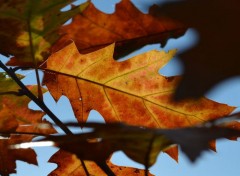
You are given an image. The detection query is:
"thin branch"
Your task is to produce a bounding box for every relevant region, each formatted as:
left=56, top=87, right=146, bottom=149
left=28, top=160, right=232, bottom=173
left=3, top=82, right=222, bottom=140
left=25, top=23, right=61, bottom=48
left=0, top=61, right=91, bottom=175
left=0, top=61, right=72, bottom=135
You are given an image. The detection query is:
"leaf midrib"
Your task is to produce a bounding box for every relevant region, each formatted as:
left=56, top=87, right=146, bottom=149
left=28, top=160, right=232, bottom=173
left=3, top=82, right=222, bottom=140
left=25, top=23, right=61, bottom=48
left=42, top=68, right=202, bottom=121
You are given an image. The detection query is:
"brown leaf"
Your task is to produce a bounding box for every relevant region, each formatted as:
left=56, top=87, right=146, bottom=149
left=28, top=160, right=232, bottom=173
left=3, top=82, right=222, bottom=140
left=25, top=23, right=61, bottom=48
left=219, top=121, right=240, bottom=140
left=0, top=76, right=56, bottom=175
left=160, top=126, right=240, bottom=162
left=155, top=0, right=240, bottom=99
left=0, top=136, right=37, bottom=175
left=49, top=150, right=153, bottom=176
left=52, top=0, right=186, bottom=58
left=35, top=120, right=240, bottom=175
left=43, top=123, right=170, bottom=169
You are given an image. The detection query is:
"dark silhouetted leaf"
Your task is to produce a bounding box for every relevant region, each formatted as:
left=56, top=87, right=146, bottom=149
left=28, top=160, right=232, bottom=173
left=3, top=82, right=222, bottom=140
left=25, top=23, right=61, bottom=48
left=155, top=0, right=240, bottom=99
left=44, top=123, right=170, bottom=169
left=23, top=119, right=240, bottom=174
left=160, top=126, right=240, bottom=161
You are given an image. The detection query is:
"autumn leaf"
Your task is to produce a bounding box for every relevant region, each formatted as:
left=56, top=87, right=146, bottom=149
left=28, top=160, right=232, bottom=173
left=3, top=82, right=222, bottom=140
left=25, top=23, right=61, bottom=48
left=0, top=0, right=89, bottom=66
left=0, top=136, right=37, bottom=176
left=48, top=150, right=153, bottom=176
left=0, top=73, right=54, bottom=133
left=160, top=126, right=240, bottom=162
left=42, top=123, right=170, bottom=169
left=217, top=116, right=240, bottom=140
left=43, top=42, right=235, bottom=129
left=0, top=72, right=24, bottom=96
left=52, top=0, right=186, bottom=58
left=0, top=74, right=56, bottom=175
left=42, top=42, right=235, bottom=166
left=154, top=0, right=240, bottom=99
left=20, top=120, right=240, bottom=175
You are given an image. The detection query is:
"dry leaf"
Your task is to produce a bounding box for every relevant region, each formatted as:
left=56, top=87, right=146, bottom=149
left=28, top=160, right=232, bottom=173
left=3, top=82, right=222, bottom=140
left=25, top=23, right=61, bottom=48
left=0, top=73, right=56, bottom=175
left=52, top=0, right=186, bottom=58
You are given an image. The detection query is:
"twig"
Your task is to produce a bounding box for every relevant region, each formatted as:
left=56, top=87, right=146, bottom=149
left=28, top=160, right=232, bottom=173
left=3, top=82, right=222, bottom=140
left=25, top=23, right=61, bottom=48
left=0, top=61, right=72, bottom=135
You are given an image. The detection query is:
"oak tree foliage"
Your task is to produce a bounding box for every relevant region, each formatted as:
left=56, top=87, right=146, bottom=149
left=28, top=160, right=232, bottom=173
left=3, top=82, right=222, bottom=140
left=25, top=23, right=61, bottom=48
left=0, top=0, right=239, bottom=176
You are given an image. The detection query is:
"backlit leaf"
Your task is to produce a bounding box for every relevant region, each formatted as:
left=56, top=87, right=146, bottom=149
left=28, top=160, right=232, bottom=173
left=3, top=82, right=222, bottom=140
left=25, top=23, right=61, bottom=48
left=48, top=150, right=153, bottom=176
left=32, top=121, right=240, bottom=175
left=0, top=0, right=89, bottom=66
left=43, top=42, right=235, bottom=129
left=52, top=0, right=186, bottom=58
left=0, top=136, right=37, bottom=176
left=0, top=74, right=56, bottom=175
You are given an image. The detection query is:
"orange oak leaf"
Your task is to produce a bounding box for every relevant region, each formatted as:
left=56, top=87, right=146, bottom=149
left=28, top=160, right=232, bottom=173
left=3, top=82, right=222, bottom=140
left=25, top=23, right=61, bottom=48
left=52, top=0, right=186, bottom=58
left=0, top=74, right=56, bottom=175
left=43, top=42, right=235, bottom=129
left=48, top=149, right=154, bottom=176
left=0, top=73, right=55, bottom=134
left=163, top=145, right=178, bottom=162
left=42, top=42, right=235, bottom=164
left=154, top=0, right=240, bottom=99
left=0, top=0, right=89, bottom=66
left=0, top=136, right=37, bottom=176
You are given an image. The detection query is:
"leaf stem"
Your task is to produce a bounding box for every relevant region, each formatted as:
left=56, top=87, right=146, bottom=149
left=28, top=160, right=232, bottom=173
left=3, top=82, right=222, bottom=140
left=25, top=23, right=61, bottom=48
left=27, top=10, right=43, bottom=100
left=144, top=134, right=156, bottom=176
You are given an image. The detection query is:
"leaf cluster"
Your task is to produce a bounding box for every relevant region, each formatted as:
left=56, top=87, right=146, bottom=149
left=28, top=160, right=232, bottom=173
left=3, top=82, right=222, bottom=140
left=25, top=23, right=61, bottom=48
left=0, top=0, right=239, bottom=176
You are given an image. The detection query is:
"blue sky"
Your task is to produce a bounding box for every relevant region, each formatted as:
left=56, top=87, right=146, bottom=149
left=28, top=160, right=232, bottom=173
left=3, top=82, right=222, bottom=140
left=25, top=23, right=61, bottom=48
left=0, top=0, right=240, bottom=175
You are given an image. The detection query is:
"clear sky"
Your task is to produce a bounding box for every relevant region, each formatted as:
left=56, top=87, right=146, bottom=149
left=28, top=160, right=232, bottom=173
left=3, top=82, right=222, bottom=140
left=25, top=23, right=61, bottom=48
left=0, top=0, right=240, bottom=176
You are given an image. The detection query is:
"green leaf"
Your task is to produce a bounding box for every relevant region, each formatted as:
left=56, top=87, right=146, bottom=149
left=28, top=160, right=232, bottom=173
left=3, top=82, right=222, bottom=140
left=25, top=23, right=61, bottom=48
left=0, top=0, right=89, bottom=66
